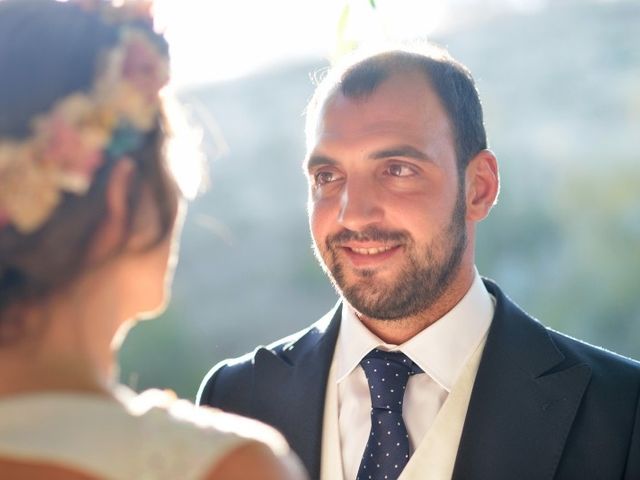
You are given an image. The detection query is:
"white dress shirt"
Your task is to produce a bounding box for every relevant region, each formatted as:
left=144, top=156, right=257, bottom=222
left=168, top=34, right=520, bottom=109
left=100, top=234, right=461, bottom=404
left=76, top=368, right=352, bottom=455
left=333, top=270, right=495, bottom=480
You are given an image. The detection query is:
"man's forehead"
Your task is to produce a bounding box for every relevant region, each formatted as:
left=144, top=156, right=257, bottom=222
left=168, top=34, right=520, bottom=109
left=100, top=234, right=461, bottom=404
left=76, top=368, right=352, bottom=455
left=307, top=71, right=449, bottom=146
left=318, top=70, right=440, bottom=122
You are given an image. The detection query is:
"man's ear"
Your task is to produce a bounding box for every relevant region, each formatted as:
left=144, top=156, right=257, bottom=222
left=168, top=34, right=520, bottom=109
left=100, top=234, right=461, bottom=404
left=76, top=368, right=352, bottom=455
left=87, top=157, right=136, bottom=262
left=465, top=149, right=500, bottom=222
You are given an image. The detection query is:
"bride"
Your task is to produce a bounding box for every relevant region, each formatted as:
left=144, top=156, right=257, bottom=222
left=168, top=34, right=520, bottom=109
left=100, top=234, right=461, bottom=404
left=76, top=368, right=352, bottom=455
left=0, top=0, right=305, bottom=478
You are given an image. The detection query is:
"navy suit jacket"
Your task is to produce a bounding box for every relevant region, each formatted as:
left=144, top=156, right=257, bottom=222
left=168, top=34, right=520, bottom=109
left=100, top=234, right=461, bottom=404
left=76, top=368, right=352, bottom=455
left=197, top=280, right=640, bottom=479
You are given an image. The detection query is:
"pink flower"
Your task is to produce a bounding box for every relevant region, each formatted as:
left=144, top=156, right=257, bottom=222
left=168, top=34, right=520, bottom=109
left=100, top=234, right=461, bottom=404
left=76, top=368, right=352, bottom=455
left=37, top=113, right=102, bottom=181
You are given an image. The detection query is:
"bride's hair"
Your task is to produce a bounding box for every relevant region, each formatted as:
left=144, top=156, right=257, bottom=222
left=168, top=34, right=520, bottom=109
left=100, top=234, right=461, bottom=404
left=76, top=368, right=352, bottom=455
left=0, top=0, right=178, bottom=337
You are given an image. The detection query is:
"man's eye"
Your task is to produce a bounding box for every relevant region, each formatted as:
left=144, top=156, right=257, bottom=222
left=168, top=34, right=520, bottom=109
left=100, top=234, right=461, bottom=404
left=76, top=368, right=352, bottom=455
left=314, top=171, right=335, bottom=185
left=387, top=164, right=415, bottom=177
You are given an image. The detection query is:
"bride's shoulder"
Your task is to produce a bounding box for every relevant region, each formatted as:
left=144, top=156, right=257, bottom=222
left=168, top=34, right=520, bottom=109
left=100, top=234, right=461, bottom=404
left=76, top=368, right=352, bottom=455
left=0, top=388, right=304, bottom=479
left=112, top=387, right=294, bottom=478
left=121, top=387, right=287, bottom=452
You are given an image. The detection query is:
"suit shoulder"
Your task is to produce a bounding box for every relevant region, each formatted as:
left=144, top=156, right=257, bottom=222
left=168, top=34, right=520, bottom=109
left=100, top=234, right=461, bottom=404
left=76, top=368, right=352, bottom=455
left=230, top=304, right=339, bottom=363
left=197, top=305, right=340, bottom=407
left=196, top=350, right=254, bottom=409
left=485, top=278, right=640, bottom=378
left=264, top=307, right=337, bottom=356
left=547, top=327, right=640, bottom=379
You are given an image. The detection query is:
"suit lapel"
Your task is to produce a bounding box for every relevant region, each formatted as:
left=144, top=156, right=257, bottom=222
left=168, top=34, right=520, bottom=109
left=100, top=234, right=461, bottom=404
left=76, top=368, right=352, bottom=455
left=452, top=281, right=592, bottom=480
left=252, top=304, right=342, bottom=480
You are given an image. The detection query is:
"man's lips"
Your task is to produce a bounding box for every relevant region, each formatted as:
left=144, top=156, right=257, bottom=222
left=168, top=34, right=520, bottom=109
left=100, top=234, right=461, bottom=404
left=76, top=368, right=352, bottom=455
left=346, top=244, right=398, bottom=255
left=335, top=243, right=403, bottom=267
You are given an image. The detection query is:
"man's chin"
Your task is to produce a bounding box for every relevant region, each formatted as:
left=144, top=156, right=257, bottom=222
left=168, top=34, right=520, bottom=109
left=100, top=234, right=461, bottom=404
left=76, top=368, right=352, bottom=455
left=343, top=298, right=407, bottom=322
left=331, top=259, right=398, bottom=281
left=339, top=283, right=395, bottom=313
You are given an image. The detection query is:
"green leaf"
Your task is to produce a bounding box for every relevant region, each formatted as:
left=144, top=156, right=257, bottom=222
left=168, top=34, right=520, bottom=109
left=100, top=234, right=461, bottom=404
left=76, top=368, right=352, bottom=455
left=369, top=0, right=376, bottom=8
left=333, top=3, right=358, bottom=61
left=337, top=3, right=351, bottom=37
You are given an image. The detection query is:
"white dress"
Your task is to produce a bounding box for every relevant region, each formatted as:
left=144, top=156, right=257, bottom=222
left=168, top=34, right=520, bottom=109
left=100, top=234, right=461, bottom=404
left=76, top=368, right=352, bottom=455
left=0, top=386, right=288, bottom=479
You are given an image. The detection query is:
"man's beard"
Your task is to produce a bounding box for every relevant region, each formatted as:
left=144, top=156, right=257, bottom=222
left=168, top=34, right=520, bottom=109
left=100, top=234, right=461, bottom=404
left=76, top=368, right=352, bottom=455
left=313, top=184, right=467, bottom=321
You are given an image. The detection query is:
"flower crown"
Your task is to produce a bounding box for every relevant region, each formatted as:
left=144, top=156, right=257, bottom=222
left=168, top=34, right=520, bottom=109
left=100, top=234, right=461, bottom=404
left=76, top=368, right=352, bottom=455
left=0, top=0, right=169, bottom=234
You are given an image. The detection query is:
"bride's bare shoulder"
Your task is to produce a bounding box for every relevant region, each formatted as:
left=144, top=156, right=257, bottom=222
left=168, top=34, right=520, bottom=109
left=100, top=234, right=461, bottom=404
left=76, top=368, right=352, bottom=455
left=202, top=440, right=308, bottom=480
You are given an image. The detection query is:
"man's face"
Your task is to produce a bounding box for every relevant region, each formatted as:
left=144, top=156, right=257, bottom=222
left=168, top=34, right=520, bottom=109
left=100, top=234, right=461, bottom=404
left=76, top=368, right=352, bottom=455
left=305, top=70, right=469, bottom=321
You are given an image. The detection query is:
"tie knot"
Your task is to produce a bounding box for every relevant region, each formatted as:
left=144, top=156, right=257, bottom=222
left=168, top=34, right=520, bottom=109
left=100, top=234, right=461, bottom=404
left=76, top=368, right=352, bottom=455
left=360, top=349, right=422, bottom=412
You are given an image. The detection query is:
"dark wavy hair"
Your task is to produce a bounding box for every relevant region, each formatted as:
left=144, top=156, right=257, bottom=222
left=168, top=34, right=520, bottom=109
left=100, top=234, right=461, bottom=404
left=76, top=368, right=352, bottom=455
left=0, top=0, right=178, bottom=335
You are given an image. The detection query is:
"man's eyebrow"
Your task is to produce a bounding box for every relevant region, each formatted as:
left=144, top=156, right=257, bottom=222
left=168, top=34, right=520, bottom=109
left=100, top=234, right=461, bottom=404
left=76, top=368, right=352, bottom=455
left=305, top=145, right=432, bottom=171
left=305, top=154, right=337, bottom=170
left=370, top=145, right=432, bottom=162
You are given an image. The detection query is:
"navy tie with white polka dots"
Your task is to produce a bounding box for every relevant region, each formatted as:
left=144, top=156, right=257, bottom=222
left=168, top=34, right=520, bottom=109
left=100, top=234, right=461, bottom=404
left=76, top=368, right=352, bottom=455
left=356, top=349, right=423, bottom=480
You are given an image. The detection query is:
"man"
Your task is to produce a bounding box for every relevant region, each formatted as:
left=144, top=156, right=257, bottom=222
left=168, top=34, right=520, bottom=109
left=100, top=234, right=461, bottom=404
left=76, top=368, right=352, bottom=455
left=198, top=46, right=640, bottom=479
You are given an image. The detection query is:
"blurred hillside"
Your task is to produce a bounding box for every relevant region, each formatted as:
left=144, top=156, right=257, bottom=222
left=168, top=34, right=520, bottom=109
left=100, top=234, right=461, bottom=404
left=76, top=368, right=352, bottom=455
left=119, top=0, right=640, bottom=399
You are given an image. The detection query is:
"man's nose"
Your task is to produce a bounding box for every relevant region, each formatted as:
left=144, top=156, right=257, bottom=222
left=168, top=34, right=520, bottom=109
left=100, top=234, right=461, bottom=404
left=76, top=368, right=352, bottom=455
left=338, top=176, right=384, bottom=231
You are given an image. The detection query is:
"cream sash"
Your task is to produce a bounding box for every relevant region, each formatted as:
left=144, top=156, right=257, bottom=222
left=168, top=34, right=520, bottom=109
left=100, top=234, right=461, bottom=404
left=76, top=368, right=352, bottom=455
left=321, top=334, right=488, bottom=480
left=320, top=361, right=344, bottom=480
left=398, top=334, right=487, bottom=479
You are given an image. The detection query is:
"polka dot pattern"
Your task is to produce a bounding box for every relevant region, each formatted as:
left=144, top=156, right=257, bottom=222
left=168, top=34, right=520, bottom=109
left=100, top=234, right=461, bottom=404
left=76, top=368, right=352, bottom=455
left=356, top=349, right=423, bottom=480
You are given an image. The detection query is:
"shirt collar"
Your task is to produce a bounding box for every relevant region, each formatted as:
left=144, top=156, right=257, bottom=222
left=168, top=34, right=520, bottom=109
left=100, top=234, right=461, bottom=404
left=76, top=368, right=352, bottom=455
left=334, top=269, right=495, bottom=392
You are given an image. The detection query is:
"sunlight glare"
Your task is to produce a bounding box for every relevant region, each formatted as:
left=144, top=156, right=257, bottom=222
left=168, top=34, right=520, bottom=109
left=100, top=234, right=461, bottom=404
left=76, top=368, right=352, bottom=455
left=153, top=0, right=449, bottom=88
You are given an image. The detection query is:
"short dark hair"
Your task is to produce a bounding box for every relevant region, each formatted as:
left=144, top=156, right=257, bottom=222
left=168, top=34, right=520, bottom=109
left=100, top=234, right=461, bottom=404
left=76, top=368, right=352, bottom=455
left=306, top=45, right=488, bottom=173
